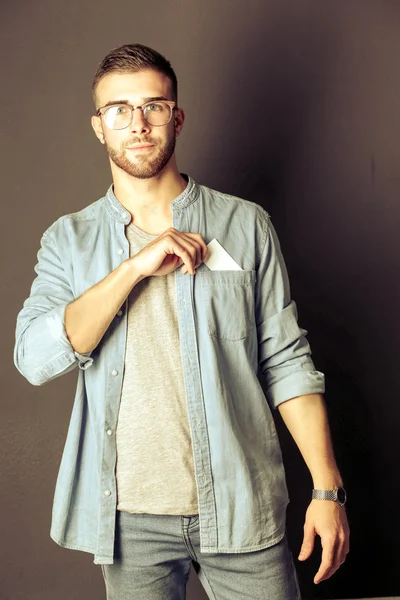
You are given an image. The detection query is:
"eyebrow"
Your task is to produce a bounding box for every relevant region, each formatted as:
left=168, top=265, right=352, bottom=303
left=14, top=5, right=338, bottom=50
left=100, top=96, right=169, bottom=109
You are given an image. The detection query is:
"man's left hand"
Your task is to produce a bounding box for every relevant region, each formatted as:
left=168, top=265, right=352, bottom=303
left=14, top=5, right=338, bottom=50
left=298, top=500, right=350, bottom=584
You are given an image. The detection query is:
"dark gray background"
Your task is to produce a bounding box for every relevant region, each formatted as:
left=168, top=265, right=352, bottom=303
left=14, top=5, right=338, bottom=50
left=1, top=1, right=399, bottom=599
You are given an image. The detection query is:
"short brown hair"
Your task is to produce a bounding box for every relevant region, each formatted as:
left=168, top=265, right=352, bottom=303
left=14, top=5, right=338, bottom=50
left=92, top=43, right=178, bottom=105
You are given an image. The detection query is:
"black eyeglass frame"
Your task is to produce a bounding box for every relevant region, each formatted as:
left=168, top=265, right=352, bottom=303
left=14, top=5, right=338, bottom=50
left=96, top=100, right=177, bottom=129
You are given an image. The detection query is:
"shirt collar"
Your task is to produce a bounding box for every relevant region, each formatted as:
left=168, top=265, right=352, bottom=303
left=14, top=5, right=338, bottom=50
left=105, top=173, right=200, bottom=224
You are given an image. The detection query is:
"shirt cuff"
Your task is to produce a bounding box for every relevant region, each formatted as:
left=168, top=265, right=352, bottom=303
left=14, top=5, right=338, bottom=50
left=266, top=371, right=325, bottom=409
left=45, top=303, right=94, bottom=370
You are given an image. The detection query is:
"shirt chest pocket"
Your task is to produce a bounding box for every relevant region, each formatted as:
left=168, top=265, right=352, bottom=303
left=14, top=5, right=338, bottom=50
left=198, top=269, right=257, bottom=341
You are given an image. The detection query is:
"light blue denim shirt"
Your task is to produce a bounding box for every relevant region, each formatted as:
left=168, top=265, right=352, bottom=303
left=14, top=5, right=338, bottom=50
left=14, top=174, right=325, bottom=564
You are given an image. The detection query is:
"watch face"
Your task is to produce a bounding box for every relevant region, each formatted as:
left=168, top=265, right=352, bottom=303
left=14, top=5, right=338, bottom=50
left=337, top=487, right=347, bottom=504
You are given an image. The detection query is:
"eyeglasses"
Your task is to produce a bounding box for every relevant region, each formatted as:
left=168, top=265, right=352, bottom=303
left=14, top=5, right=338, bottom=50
left=96, top=100, right=176, bottom=130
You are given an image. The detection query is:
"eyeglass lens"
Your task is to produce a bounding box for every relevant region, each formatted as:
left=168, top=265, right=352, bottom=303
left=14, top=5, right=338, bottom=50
left=103, top=102, right=171, bottom=129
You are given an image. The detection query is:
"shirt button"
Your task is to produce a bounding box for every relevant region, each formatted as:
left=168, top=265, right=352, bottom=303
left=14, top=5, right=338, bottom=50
left=106, top=429, right=113, bottom=436
left=112, top=369, right=118, bottom=376
left=117, top=248, right=124, bottom=255
left=104, top=490, right=111, bottom=497
left=117, top=309, right=123, bottom=316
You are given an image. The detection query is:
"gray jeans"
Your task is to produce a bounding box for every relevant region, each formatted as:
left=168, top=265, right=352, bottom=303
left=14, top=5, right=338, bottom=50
left=101, top=511, right=302, bottom=600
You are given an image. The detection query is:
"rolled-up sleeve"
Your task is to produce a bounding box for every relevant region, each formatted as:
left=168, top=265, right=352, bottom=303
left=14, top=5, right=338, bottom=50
left=14, top=230, right=93, bottom=386
left=255, top=211, right=325, bottom=408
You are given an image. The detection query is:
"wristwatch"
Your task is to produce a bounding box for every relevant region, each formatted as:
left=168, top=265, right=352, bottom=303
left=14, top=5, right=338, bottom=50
left=312, top=487, right=347, bottom=506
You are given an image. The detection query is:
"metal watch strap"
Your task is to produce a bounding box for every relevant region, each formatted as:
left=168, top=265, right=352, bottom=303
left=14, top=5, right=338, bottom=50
left=312, top=487, right=347, bottom=506
left=312, top=489, right=337, bottom=501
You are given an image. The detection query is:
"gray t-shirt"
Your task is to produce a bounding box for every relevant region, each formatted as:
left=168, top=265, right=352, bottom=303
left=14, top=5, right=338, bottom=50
left=115, top=222, right=199, bottom=515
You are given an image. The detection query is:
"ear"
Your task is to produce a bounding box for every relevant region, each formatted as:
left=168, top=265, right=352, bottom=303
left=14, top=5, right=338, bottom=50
left=91, top=115, right=105, bottom=144
left=175, top=107, right=185, bottom=137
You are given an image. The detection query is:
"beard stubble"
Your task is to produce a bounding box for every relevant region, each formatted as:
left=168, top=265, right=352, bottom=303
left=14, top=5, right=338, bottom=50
left=106, top=134, right=176, bottom=179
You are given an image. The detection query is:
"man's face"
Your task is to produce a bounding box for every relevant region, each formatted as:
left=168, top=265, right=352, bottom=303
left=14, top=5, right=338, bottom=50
left=92, top=70, right=184, bottom=179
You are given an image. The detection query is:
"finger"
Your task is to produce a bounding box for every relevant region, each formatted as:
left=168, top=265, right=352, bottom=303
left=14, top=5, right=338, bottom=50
left=180, top=234, right=205, bottom=268
left=168, top=230, right=208, bottom=266
left=166, top=241, right=195, bottom=275
left=298, top=525, right=315, bottom=561
left=344, top=529, right=350, bottom=557
left=189, top=232, right=209, bottom=262
left=314, top=537, right=336, bottom=584
left=322, top=544, right=344, bottom=582
left=316, top=551, right=344, bottom=583
left=169, top=237, right=199, bottom=274
left=314, top=561, right=335, bottom=584
left=316, top=522, right=351, bottom=583
left=193, top=240, right=202, bottom=269
left=337, top=532, right=349, bottom=566
left=315, top=565, right=337, bottom=585
left=332, top=519, right=349, bottom=567
left=178, top=258, right=188, bottom=275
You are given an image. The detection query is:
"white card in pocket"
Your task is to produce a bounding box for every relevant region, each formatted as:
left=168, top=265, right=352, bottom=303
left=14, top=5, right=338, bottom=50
left=204, top=239, right=243, bottom=271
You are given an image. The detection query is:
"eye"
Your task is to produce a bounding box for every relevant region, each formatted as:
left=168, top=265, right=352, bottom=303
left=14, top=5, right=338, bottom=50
left=115, top=105, right=128, bottom=114
left=147, top=103, right=163, bottom=111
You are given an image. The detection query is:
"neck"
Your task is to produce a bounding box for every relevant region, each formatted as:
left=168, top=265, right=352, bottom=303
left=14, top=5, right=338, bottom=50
left=111, top=158, right=187, bottom=224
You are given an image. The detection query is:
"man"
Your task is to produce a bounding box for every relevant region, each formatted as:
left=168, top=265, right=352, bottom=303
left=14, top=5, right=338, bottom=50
left=14, top=43, right=349, bottom=599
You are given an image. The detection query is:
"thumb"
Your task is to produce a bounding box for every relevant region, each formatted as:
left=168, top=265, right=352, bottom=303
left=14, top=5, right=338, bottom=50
left=298, top=523, right=315, bottom=561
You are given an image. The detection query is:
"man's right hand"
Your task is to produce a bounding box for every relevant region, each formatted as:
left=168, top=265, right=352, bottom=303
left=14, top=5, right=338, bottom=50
left=130, top=227, right=209, bottom=279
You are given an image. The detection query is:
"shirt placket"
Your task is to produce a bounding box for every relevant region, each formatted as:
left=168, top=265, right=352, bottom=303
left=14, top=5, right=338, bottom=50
left=172, top=205, right=219, bottom=552
left=98, top=221, right=130, bottom=561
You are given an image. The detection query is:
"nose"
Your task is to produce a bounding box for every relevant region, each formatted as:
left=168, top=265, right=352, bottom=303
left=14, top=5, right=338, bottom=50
left=130, top=107, right=150, bottom=134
